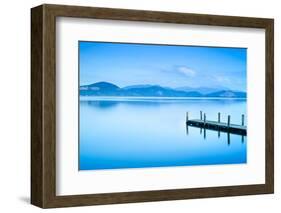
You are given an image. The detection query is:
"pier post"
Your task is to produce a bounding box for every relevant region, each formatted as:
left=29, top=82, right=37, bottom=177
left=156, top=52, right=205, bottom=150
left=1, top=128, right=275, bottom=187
left=204, top=113, right=206, bottom=125
left=185, top=112, right=246, bottom=136
left=227, top=115, right=230, bottom=127
left=200, top=111, right=202, bottom=120
left=241, top=114, right=245, bottom=126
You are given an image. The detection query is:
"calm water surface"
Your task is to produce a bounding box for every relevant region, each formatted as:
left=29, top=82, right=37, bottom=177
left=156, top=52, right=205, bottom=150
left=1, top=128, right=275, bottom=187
left=79, top=97, right=247, bottom=170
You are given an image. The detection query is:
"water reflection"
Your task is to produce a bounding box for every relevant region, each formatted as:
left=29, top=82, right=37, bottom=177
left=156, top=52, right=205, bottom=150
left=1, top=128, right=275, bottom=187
left=85, top=100, right=118, bottom=109
left=80, top=98, right=247, bottom=170
left=186, top=125, right=246, bottom=146
left=81, top=97, right=247, bottom=110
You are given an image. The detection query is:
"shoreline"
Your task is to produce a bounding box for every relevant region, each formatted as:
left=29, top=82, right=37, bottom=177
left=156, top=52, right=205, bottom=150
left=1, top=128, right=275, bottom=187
left=80, top=96, right=247, bottom=101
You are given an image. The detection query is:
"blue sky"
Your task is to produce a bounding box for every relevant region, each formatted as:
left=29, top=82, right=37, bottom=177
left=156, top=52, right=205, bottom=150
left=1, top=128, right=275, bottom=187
left=79, top=41, right=247, bottom=91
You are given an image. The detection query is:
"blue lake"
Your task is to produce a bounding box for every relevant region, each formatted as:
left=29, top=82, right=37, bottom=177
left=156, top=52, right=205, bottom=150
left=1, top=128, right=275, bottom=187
left=79, top=97, right=247, bottom=170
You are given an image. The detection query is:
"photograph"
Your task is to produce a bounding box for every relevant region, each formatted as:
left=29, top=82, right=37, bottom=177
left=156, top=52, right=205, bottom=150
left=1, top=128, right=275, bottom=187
left=29, top=3, right=274, bottom=208
left=78, top=41, right=247, bottom=171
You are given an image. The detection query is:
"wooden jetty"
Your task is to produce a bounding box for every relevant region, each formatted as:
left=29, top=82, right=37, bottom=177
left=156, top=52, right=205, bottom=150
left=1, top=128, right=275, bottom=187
left=186, top=111, right=247, bottom=136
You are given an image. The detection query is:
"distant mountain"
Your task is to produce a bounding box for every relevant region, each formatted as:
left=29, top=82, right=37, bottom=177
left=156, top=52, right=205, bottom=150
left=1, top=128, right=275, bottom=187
left=80, top=82, right=246, bottom=98
left=206, top=90, right=247, bottom=98
left=80, top=82, right=121, bottom=96
left=176, top=86, right=229, bottom=95
left=123, top=84, right=156, bottom=90
left=124, top=84, right=173, bottom=90
left=82, top=81, right=120, bottom=90
left=123, top=85, right=202, bottom=97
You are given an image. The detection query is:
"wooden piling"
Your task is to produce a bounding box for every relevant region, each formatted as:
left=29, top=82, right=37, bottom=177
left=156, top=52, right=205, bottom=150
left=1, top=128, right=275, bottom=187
left=227, top=115, right=230, bottom=127
left=242, top=114, right=245, bottom=126
left=204, top=113, right=206, bottom=125
left=200, top=111, right=202, bottom=120
left=218, top=112, right=221, bottom=123
left=186, top=112, right=189, bottom=122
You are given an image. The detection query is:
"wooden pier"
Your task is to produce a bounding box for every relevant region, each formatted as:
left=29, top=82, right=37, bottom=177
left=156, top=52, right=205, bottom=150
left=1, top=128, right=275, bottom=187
left=186, top=111, right=247, bottom=136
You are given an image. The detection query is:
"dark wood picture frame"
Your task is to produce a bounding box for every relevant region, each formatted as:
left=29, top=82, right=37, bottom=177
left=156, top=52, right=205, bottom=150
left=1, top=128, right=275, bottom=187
left=31, top=4, right=274, bottom=208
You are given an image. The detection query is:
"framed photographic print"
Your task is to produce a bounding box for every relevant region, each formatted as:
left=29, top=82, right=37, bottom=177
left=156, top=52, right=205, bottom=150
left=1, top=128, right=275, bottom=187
left=31, top=4, right=274, bottom=208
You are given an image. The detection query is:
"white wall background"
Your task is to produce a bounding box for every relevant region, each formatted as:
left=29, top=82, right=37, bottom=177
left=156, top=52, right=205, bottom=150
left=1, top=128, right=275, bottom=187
left=0, top=0, right=279, bottom=212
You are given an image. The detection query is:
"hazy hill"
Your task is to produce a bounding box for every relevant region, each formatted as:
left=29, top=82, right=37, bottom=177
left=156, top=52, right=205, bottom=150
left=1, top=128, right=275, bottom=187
left=80, top=82, right=246, bottom=98
left=80, top=82, right=121, bottom=96
left=176, top=86, right=229, bottom=95
left=206, top=90, right=247, bottom=98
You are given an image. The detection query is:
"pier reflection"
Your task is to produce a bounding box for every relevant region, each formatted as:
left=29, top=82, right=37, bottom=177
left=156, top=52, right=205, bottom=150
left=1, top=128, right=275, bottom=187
left=186, top=125, right=246, bottom=145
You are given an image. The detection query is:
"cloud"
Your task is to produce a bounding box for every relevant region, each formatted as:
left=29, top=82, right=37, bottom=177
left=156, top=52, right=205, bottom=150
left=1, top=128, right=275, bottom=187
left=159, top=65, right=197, bottom=79
left=176, top=66, right=196, bottom=77
left=215, top=76, right=230, bottom=83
